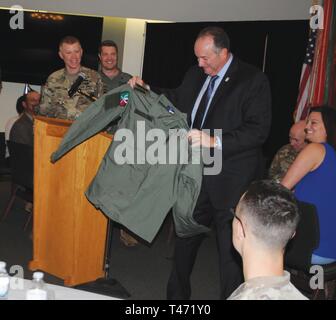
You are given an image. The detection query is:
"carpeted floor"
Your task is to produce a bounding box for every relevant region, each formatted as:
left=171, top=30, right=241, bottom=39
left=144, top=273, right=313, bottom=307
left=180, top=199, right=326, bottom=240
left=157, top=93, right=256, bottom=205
left=0, top=178, right=220, bottom=300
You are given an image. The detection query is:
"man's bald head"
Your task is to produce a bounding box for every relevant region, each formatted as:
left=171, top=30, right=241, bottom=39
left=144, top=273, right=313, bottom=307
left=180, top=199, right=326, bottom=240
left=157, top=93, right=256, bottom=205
left=289, top=120, right=306, bottom=152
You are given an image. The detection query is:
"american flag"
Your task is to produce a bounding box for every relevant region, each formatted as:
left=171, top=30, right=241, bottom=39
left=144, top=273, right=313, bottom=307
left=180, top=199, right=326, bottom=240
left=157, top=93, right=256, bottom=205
left=294, top=28, right=318, bottom=122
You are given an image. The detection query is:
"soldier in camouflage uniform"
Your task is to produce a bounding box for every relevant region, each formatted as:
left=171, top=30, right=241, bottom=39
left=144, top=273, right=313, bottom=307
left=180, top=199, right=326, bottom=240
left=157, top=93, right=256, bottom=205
left=228, top=180, right=307, bottom=300
left=37, top=36, right=103, bottom=120
left=268, top=120, right=306, bottom=183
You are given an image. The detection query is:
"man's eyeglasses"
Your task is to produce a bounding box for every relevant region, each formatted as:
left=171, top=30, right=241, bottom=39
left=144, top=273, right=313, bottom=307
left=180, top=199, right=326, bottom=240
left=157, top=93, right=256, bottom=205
left=230, top=208, right=246, bottom=238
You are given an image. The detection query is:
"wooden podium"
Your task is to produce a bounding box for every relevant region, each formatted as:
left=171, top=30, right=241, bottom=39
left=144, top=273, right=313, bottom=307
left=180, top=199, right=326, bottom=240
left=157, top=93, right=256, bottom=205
left=29, top=116, right=111, bottom=286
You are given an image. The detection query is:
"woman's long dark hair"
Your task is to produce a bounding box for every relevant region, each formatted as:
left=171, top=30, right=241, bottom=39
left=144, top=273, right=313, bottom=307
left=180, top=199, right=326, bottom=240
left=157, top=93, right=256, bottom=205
left=309, top=105, right=336, bottom=150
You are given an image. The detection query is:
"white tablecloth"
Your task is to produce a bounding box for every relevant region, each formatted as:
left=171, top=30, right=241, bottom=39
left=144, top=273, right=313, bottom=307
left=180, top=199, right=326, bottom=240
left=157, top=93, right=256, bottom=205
left=7, top=278, right=120, bottom=300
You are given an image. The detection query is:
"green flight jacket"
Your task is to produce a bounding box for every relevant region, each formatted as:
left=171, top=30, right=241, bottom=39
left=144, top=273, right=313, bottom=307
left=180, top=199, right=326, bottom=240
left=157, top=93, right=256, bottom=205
left=51, top=84, right=209, bottom=242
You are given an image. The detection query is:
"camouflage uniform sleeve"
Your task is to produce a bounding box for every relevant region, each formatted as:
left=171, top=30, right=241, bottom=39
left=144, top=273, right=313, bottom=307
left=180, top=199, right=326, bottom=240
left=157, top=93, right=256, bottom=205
left=37, top=79, right=52, bottom=116
left=268, top=147, right=286, bottom=183
left=268, top=145, right=297, bottom=183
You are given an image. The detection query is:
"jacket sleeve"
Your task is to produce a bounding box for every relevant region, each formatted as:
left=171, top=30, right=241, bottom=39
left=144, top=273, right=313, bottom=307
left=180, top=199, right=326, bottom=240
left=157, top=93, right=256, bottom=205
left=220, top=72, right=272, bottom=159
left=51, top=89, right=125, bottom=163
left=36, top=77, right=53, bottom=117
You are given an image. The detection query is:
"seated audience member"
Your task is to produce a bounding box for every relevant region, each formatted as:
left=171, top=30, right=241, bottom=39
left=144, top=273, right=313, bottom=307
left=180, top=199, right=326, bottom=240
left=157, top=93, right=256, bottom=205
left=9, top=91, right=40, bottom=146
left=228, top=180, right=307, bottom=300
left=269, top=120, right=307, bottom=183
left=281, top=105, right=336, bottom=265
left=4, top=95, right=25, bottom=158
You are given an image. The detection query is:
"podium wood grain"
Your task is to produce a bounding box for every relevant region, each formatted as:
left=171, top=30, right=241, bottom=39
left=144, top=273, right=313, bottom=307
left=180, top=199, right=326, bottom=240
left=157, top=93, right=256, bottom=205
left=29, top=116, right=111, bottom=286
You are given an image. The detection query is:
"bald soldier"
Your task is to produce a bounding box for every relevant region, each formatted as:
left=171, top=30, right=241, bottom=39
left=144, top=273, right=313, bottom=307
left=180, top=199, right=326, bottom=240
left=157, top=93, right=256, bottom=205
left=268, top=121, right=307, bottom=183
left=37, top=36, right=103, bottom=120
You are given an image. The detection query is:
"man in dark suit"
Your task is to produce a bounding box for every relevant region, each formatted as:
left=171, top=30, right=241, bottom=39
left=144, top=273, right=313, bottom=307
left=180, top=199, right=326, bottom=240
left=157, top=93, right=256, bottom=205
left=10, top=90, right=40, bottom=146
left=129, top=26, right=272, bottom=299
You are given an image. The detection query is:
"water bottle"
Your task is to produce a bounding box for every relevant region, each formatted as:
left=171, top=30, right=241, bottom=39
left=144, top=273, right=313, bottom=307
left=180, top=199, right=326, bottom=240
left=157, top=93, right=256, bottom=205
left=0, top=261, right=10, bottom=300
left=25, top=272, right=48, bottom=300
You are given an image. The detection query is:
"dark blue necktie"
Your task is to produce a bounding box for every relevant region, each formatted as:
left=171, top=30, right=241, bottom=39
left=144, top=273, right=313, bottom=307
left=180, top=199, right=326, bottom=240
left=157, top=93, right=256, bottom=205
left=193, top=75, right=219, bottom=129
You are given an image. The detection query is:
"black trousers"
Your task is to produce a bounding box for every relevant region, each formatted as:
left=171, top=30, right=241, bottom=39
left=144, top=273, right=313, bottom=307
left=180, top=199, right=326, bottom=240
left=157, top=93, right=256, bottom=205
left=167, top=187, right=243, bottom=299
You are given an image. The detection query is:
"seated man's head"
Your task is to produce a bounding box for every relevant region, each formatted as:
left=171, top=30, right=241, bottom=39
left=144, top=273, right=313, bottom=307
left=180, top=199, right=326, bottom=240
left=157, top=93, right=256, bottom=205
left=289, top=120, right=306, bottom=152
left=232, top=180, right=300, bottom=256
left=23, top=91, right=40, bottom=116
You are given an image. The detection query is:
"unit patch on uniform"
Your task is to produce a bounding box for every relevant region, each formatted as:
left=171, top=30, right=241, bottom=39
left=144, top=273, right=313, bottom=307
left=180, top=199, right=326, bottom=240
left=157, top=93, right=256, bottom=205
left=120, top=91, right=130, bottom=107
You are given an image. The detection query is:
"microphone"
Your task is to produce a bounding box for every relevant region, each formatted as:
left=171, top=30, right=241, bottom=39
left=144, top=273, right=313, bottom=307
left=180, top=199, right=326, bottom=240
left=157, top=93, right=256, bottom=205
left=68, top=72, right=86, bottom=97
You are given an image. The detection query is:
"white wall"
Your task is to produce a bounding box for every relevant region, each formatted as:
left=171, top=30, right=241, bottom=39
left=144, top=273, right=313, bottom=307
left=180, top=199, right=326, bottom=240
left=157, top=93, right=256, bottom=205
left=0, top=0, right=312, bottom=22
left=102, top=16, right=128, bottom=69
left=122, top=19, right=147, bottom=77
left=122, top=19, right=172, bottom=76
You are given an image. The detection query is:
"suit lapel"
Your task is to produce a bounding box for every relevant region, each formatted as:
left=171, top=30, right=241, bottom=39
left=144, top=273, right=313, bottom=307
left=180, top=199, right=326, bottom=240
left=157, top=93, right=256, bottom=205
left=192, top=72, right=207, bottom=104
left=187, top=71, right=207, bottom=126
left=203, top=58, right=240, bottom=126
